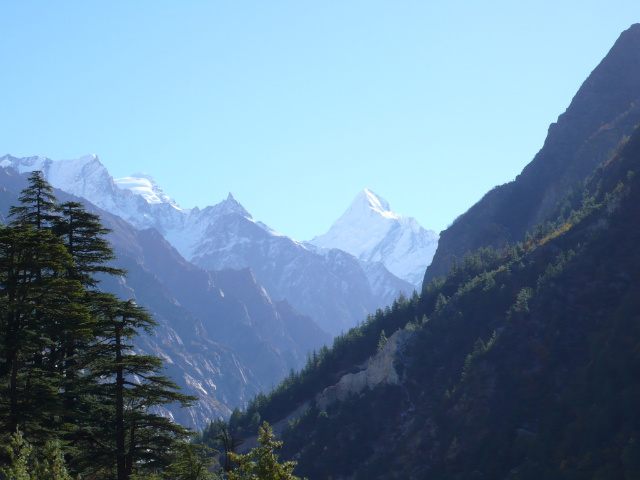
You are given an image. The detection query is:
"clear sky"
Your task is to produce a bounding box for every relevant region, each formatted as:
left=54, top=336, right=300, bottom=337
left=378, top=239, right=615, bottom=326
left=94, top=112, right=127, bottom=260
left=2, top=1, right=640, bottom=241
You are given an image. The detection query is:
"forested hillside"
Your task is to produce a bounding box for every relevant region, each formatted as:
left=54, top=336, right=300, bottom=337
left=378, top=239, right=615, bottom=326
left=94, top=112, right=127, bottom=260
left=213, top=126, right=640, bottom=479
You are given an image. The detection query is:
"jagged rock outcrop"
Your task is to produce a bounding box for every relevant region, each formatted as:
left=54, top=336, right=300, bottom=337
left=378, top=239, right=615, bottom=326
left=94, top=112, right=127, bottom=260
left=315, top=329, right=414, bottom=410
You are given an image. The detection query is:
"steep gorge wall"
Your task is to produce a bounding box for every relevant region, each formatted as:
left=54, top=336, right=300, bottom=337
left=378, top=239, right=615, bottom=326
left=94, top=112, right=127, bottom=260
left=425, top=23, right=640, bottom=284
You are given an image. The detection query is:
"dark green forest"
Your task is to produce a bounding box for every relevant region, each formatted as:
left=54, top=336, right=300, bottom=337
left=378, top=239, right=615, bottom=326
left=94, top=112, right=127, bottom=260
left=205, top=128, right=640, bottom=479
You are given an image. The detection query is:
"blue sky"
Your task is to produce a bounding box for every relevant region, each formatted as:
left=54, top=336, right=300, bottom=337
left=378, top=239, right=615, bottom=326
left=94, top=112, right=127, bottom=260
left=2, top=2, right=640, bottom=241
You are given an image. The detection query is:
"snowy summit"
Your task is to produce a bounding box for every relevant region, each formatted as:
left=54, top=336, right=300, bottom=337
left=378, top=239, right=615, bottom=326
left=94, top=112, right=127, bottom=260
left=310, top=189, right=439, bottom=287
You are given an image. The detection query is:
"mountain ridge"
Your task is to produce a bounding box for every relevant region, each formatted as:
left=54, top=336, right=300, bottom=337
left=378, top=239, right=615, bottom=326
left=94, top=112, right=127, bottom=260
left=224, top=99, right=640, bottom=480
left=425, top=22, right=640, bottom=283
left=0, top=168, right=332, bottom=429
left=0, top=154, right=418, bottom=335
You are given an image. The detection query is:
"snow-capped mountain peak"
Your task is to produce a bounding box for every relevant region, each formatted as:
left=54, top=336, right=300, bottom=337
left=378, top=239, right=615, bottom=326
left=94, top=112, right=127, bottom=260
left=0, top=155, right=419, bottom=334
left=115, top=172, right=179, bottom=207
left=310, top=189, right=439, bottom=287
left=0, top=154, right=186, bottom=231
left=0, top=153, right=120, bottom=206
left=0, top=153, right=100, bottom=178
left=211, top=192, right=251, bottom=218
left=359, top=189, right=399, bottom=220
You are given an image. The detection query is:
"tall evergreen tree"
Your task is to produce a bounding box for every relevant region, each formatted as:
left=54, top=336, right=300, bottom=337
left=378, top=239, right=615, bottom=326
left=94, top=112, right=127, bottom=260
left=88, top=296, right=195, bottom=480
left=52, top=201, right=126, bottom=456
left=53, top=201, right=125, bottom=287
left=9, top=171, right=58, bottom=230
left=0, top=224, right=89, bottom=442
left=2, top=174, right=94, bottom=452
left=1, top=173, right=199, bottom=479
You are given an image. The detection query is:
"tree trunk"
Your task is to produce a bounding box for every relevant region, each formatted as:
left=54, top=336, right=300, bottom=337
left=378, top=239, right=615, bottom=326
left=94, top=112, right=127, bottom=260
left=115, top=323, right=127, bottom=480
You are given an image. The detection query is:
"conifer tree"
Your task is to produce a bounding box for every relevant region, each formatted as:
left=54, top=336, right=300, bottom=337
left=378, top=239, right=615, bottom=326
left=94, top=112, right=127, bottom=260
left=53, top=201, right=125, bottom=287
left=9, top=171, right=58, bottom=230
left=0, top=224, right=89, bottom=441
left=1, top=173, right=199, bottom=479
left=88, top=297, right=195, bottom=480
left=228, top=422, right=304, bottom=480
left=162, top=442, right=216, bottom=480
left=52, top=201, right=126, bottom=454
left=0, top=429, right=75, bottom=480
left=1, top=174, right=93, bottom=449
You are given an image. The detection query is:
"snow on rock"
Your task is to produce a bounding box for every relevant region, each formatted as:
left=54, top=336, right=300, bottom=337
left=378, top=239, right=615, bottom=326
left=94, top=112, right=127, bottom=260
left=115, top=173, right=179, bottom=207
left=1, top=153, right=147, bottom=221
left=0, top=155, right=416, bottom=335
left=310, top=189, right=439, bottom=287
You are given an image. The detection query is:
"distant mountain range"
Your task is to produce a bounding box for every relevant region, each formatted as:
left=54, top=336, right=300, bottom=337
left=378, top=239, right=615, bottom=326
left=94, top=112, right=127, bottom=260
left=0, top=154, right=437, bottom=428
left=0, top=155, right=431, bottom=336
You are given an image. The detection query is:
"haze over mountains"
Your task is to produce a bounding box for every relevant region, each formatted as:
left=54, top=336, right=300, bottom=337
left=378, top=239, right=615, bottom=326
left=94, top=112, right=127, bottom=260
left=0, top=154, right=435, bottom=428
left=0, top=154, right=428, bottom=335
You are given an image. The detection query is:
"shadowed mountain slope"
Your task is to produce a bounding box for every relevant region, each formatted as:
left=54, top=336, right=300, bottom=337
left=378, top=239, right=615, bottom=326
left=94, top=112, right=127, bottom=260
left=425, top=23, right=640, bottom=283
left=221, top=123, right=640, bottom=480
left=211, top=28, right=640, bottom=479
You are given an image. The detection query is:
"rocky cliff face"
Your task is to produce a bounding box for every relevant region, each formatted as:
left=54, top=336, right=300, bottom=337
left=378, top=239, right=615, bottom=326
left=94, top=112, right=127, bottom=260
left=425, top=23, right=640, bottom=284
left=315, top=329, right=414, bottom=410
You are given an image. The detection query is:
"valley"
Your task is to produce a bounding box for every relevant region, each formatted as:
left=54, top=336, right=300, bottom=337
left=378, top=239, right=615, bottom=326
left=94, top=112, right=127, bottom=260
left=2, top=16, right=640, bottom=480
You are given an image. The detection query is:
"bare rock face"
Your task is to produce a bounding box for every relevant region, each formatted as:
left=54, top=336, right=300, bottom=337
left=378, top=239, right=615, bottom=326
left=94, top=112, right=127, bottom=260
left=316, top=329, right=414, bottom=410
